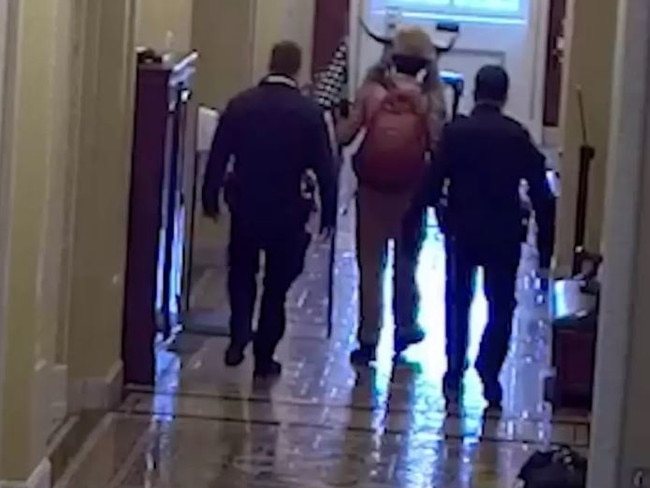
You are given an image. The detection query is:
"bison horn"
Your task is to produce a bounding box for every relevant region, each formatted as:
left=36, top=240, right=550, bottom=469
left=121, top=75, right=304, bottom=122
left=358, top=17, right=393, bottom=46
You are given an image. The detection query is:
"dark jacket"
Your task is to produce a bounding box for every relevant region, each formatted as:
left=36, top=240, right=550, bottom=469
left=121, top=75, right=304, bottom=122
left=202, top=75, right=337, bottom=231
left=419, top=104, right=556, bottom=266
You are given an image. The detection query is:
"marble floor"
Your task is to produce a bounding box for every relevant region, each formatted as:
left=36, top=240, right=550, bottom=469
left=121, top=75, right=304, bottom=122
left=56, top=169, right=590, bottom=487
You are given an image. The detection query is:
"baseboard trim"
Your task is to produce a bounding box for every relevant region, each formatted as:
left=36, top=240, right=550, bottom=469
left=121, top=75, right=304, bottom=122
left=49, top=364, right=68, bottom=436
left=0, top=458, right=51, bottom=488
left=68, top=360, right=123, bottom=412
left=51, top=415, right=114, bottom=488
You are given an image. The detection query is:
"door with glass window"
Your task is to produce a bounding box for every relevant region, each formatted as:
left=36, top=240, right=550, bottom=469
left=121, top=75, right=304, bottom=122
left=357, top=0, right=545, bottom=139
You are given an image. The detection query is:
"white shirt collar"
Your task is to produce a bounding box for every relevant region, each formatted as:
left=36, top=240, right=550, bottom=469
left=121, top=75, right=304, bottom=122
left=264, top=74, right=298, bottom=88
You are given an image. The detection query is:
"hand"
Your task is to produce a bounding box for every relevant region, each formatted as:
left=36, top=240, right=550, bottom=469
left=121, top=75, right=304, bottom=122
left=319, top=224, right=335, bottom=241
left=202, top=196, right=221, bottom=222
left=204, top=209, right=220, bottom=222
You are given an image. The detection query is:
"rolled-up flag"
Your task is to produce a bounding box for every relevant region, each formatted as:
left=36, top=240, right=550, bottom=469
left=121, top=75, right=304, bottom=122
left=313, top=39, right=349, bottom=111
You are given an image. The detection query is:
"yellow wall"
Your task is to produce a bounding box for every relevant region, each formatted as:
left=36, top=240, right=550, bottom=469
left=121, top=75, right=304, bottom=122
left=556, top=0, right=619, bottom=270
left=136, top=0, right=193, bottom=52
left=192, top=0, right=256, bottom=109
left=0, top=0, right=60, bottom=478
left=64, top=0, right=136, bottom=381
left=192, top=0, right=316, bottom=109
left=0, top=0, right=136, bottom=480
left=252, top=0, right=316, bottom=84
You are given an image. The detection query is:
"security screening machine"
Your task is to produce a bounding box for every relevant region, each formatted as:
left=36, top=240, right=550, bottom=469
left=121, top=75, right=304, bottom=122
left=546, top=86, right=601, bottom=412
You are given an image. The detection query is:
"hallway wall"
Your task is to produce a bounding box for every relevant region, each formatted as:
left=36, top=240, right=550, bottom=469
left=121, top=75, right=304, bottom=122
left=192, top=0, right=316, bottom=110
left=252, top=0, right=316, bottom=84
left=0, top=0, right=137, bottom=482
left=554, top=0, right=619, bottom=271
left=135, top=0, right=193, bottom=52
left=63, top=0, right=136, bottom=394
left=0, top=0, right=64, bottom=481
left=192, top=0, right=256, bottom=109
left=588, top=0, right=650, bottom=484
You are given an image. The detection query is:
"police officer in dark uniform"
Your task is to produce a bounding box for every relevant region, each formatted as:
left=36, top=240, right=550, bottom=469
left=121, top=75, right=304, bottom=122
left=202, top=41, right=337, bottom=379
left=409, top=65, right=556, bottom=411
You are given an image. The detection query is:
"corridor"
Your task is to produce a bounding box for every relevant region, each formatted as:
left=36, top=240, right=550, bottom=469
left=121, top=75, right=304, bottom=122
left=56, top=170, right=589, bottom=487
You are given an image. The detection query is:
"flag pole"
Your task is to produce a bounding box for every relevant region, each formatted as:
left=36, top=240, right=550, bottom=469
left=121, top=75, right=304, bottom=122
left=324, top=110, right=341, bottom=340
left=312, top=34, right=349, bottom=340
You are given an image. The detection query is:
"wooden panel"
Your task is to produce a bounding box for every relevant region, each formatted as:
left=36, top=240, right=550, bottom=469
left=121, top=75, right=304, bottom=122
left=311, top=0, right=349, bottom=75
left=543, top=0, right=566, bottom=127
left=122, top=65, right=169, bottom=386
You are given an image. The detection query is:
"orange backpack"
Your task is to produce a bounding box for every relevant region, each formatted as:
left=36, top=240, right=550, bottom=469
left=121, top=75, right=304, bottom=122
left=356, top=80, right=429, bottom=193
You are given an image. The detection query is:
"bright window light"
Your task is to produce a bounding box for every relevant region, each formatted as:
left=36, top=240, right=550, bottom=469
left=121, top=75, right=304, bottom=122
left=373, top=0, right=526, bottom=21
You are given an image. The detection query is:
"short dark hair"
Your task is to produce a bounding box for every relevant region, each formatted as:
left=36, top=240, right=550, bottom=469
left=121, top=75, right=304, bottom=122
left=269, top=41, right=302, bottom=78
left=474, top=65, right=510, bottom=103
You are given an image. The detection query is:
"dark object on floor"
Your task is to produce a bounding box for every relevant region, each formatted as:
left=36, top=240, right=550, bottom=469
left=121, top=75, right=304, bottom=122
left=549, top=250, right=602, bottom=411
left=517, top=445, right=587, bottom=488
left=548, top=278, right=598, bottom=411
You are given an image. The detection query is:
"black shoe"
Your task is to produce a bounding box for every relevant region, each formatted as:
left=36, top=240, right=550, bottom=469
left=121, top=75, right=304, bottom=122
left=483, top=402, right=503, bottom=418
left=350, top=344, right=376, bottom=366
left=481, top=379, right=503, bottom=412
left=443, top=372, right=462, bottom=407
left=224, top=344, right=246, bottom=367
left=253, top=359, right=283, bottom=379
left=394, top=327, right=426, bottom=354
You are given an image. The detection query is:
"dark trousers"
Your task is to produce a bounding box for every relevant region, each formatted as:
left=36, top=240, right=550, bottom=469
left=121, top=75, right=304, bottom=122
left=445, top=238, right=521, bottom=385
left=228, top=217, right=309, bottom=364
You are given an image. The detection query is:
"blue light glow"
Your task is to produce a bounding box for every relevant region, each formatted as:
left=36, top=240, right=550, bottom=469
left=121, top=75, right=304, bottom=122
left=371, top=0, right=527, bottom=25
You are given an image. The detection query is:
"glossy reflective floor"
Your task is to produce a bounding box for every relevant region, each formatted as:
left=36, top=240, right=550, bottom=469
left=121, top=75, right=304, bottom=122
left=58, top=166, right=589, bottom=488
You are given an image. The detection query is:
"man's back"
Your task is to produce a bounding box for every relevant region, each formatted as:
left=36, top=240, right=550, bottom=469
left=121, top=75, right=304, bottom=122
left=227, top=80, right=326, bottom=217
left=204, top=75, right=334, bottom=228
left=440, top=104, right=549, bottom=249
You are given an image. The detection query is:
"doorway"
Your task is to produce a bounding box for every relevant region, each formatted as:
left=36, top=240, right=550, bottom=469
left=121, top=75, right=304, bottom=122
left=543, top=0, right=567, bottom=143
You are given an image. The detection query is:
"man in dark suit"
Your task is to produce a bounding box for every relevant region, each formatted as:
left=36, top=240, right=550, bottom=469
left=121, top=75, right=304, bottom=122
left=410, top=65, right=556, bottom=411
left=202, top=41, right=337, bottom=378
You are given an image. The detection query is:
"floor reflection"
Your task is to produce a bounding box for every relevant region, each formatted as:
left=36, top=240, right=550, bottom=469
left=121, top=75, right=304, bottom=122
left=376, top=221, right=490, bottom=413
left=59, top=181, right=589, bottom=488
